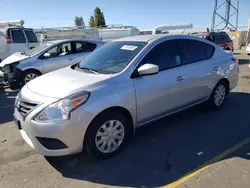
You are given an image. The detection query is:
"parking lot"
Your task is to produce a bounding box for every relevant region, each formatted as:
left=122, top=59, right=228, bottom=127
left=0, top=48, right=250, bottom=188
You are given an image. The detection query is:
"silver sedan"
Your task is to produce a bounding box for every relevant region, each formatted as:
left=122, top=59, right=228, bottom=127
left=14, top=34, right=239, bottom=159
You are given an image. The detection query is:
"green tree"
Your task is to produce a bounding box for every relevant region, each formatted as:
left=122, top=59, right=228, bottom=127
left=89, top=16, right=95, bottom=27
left=74, top=16, right=85, bottom=27
left=94, top=7, right=106, bottom=27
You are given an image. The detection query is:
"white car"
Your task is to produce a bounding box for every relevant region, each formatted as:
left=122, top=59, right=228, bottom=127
left=0, top=21, right=39, bottom=62
left=246, top=43, right=250, bottom=55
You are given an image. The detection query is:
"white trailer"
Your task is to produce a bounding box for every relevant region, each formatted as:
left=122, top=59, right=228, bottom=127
left=98, top=25, right=139, bottom=41
left=35, top=27, right=100, bottom=42
left=139, top=24, right=193, bottom=35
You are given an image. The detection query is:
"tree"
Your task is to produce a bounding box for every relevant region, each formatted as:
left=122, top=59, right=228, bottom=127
left=89, top=16, right=95, bottom=27
left=94, top=7, right=106, bottom=27
left=74, top=16, right=85, bottom=27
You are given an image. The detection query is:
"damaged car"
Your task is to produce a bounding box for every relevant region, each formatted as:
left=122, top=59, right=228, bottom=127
left=0, top=39, right=104, bottom=88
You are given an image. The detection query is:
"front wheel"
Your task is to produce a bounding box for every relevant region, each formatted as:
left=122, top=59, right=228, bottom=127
left=85, top=111, right=130, bottom=159
left=21, top=70, right=41, bottom=85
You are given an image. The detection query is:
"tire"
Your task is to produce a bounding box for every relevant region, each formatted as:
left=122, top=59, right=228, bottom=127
left=85, top=110, right=130, bottom=159
left=21, top=70, right=41, bottom=85
left=208, top=81, right=228, bottom=109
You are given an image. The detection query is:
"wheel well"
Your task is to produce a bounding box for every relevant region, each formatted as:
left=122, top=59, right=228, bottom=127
left=218, top=78, right=230, bottom=94
left=90, top=106, right=134, bottom=134
left=22, top=69, right=42, bottom=76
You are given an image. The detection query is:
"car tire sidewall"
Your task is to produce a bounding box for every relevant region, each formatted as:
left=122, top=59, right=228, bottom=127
left=85, top=111, right=130, bottom=159
left=21, top=70, right=40, bottom=85
left=209, top=81, right=228, bottom=109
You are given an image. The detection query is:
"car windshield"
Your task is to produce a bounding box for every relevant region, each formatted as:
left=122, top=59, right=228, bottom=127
left=78, top=41, right=147, bottom=74
left=24, top=42, right=55, bottom=56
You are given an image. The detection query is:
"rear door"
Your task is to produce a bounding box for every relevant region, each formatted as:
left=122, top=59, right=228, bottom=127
left=178, top=38, right=216, bottom=104
left=40, top=42, right=76, bottom=73
left=72, top=41, right=97, bottom=63
left=8, top=29, right=29, bottom=54
left=24, top=29, right=39, bottom=49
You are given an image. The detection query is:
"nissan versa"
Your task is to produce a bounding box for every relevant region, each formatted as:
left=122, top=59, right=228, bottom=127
left=14, top=35, right=239, bottom=158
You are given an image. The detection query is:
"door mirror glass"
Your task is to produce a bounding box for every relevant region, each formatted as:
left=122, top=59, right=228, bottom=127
left=43, top=52, right=51, bottom=58
left=137, top=63, right=159, bottom=76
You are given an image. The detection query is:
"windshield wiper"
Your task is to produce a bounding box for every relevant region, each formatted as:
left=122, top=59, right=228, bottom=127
left=78, top=66, right=99, bottom=74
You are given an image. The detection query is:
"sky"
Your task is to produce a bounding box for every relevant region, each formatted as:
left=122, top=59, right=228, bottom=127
left=0, top=0, right=249, bottom=30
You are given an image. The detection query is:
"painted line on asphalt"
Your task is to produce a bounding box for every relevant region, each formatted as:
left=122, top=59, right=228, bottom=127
left=164, top=136, right=250, bottom=188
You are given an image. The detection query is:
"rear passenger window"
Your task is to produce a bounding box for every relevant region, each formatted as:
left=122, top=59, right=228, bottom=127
left=75, top=42, right=97, bottom=53
left=141, top=40, right=181, bottom=70
left=25, top=30, right=38, bottom=43
left=180, top=39, right=207, bottom=64
left=204, top=44, right=214, bottom=59
left=212, top=35, right=222, bottom=44
left=11, top=30, right=26, bottom=43
left=221, top=34, right=231, bottom=42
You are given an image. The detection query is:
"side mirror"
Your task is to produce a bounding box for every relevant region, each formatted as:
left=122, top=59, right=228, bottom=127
left=43, top=52, right=51, bottom=58
left=137, top=63, right=159, bottom=76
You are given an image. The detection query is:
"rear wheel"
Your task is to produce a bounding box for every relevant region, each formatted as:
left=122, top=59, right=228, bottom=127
left=21, top=70, right=41, bottom=85
left=208, top=81, right=228, bottom=109
left=85, top=111, right=130, bottom=159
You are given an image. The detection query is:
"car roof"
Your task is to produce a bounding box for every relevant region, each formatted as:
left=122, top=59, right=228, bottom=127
left=113, top=34, right=179, bottom=43
left=113, top=34, right=207, bottom=43
left=44, top=39, right=104, bottom=44
left=47, top=39, right=104, bottom=44
left=191, top=32, right=209, bottom=36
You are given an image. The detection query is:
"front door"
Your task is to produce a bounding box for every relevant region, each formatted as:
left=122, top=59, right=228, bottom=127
left=41, top=42, right=76, bottom=73
left=133, top=39, right=185, bottom=124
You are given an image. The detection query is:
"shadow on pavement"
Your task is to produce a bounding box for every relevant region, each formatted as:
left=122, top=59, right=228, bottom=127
left=0, top=86, right=18, bottom=124
left=46, top=92, right=250, bottom=187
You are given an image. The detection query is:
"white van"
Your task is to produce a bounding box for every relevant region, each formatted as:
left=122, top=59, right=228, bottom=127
left=0, top=21, right=39, bottom=62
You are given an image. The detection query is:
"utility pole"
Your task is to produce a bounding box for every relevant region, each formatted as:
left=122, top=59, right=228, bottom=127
left=211, top=0, right=239, bottom=32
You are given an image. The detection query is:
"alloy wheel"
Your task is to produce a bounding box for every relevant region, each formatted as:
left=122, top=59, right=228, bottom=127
left=214, top=85, right=226, bottom=106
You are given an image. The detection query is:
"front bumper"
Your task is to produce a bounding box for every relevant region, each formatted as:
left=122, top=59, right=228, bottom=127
left=0, top=70, right=3, bottom=83
left=2, top=65, right=22, bottom=85
left=14, top=86, right=95, bottom=156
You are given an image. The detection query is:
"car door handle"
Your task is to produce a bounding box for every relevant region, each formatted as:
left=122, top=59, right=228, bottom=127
left=213, top=67, right=220, bottom=72
left=176, top=76, right=185, bottom=81
left=68, top=57, right=75, bottom=61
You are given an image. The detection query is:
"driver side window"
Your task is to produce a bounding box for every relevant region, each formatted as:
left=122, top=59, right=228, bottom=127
left=44, top=42, right=72, bottom=58
left=140, top=39, right=181, bottom=71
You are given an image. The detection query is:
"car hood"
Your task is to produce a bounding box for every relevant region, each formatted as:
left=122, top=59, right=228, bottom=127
left=0, top=52, right=28, bottom=67
left=27, top=67, right=113, bottom=99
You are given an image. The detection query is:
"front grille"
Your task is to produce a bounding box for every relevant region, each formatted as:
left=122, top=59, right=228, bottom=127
left=16, top=97, right=38, bottom=119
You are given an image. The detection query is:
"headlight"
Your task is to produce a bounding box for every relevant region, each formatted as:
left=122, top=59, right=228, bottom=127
left=34, top=91, right=90, bottom=123
left=3, top=62, right=19, bottom=73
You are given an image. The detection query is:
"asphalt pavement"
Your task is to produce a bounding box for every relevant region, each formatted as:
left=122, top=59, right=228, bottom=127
left=0, top=49, right=250, bottom=188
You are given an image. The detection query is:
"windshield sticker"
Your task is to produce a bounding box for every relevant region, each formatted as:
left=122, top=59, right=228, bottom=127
left=121, top=45, right=138, bottom=51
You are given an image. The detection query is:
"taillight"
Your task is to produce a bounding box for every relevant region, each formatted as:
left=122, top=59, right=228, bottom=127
left=6, top=35, right=12, bottom=44
left=231, top=57, right=239, bottom=64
